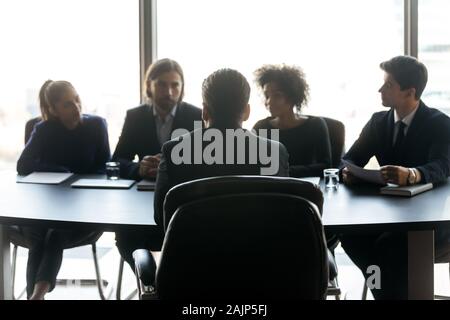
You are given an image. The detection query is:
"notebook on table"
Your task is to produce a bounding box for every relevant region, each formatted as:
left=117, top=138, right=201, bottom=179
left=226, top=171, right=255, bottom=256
left=71, top=179, right=135, bottom=189
left=380, top=183, right=433, bottom=197
left=17, top=172, right=74, bottom=185
left=136, top=179, right=156, bottom=191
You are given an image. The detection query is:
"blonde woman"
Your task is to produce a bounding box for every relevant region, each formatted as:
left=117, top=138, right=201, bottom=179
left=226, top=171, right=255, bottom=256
left=16, top=80, right=110, bottom=299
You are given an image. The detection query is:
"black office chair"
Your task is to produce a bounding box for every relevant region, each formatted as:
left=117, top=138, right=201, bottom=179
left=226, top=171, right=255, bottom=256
left=133, top=175, right=329, bottom=300
left=8, top=117, right=110, bottom=300
left=321, top=117, right=345, bottom=168
left=320, top=116, right=345, bottom=298
left=24, top=117, right=42, bottom=145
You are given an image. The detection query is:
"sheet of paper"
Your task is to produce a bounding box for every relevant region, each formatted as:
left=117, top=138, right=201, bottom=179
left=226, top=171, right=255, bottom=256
left=342, top=160, right=385, bottom=185
left=17, top=172, right=74, bottom=185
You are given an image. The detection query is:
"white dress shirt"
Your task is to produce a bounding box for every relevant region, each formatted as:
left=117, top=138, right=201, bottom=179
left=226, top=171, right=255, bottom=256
left=153, top=104, right=178, bottom=146
left=392, top=106, right=419, bottom=145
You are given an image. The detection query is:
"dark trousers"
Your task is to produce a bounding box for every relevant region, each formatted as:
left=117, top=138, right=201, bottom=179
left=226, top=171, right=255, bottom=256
left=11, top=226, right=101, bottom=299
left=115, top=225, right=164, bottom=273
left=340, top=232, right=408, bottom=300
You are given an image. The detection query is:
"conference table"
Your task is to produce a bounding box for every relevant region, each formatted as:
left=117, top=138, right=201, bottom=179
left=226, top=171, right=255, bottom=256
left=1, top=171, right=450, bottom=300
left=0, top=171, right=155, bottom=300
left=322, top=179, right=450, bottom=300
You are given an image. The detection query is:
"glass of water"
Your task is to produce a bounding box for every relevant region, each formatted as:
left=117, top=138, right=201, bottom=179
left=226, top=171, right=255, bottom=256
left=324, top=168, right=339, bottom=189
left=106, top=162, right=120, bottom=180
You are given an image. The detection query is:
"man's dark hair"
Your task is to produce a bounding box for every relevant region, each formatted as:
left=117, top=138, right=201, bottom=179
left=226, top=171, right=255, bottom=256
left=254, top=64, right=309, bottom=113
left=380, top=55, right=428, bottom=100
left=202, top=69, right=250, bottom=127
left=144, top=58, right=184, bottom=101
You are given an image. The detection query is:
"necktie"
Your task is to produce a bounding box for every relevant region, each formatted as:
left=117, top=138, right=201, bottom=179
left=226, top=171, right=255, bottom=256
left=392, top=121, right=406, bottom=161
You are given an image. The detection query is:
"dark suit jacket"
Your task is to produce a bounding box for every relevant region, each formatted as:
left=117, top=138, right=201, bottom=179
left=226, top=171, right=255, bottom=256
left=17, top=115, right=111, bottom=175
left=154, top=128, right=290, bottom=226
left=112, top=102, right=202, bottom=180
left=343, top=101, right=450, bottom=184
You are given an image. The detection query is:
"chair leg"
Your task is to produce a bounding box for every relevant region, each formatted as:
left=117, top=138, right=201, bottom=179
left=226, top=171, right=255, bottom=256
left=327, top=278, right=341, bottom=300
left=16, top=287, right=27, bottom=300
left=91, top=243, right=107, bottom=300
left=11, top=245, right=27, bottom=300
left=125, top=288, right=138, bottom=300
left=11, top=244, right=18, bottom=300
left=134, top=260, right=143, bottom=300
left=334, top=277, right=341, bottom=300
left=116, top=257, right=124, bottom=300
left=362, top=279, right=368, bottom=300
left=13, top=241, right=112, bottom=300
left=116, top=257, right=140, bottom=300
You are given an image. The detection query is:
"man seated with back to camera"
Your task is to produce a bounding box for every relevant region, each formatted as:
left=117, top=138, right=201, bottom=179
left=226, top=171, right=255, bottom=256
left=340, top=55, right=450, bottom=300
left=153, top=68, right=290, bottom=243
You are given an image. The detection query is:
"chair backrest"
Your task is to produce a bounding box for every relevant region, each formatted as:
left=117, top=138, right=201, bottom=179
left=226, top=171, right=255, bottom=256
left=24, top=117, right=42, bottom=144
left=163, top=175, right=324, bottom=231
left=321, top=117, right=345, bottom=168
left=156, top=176, right=328, bottom=300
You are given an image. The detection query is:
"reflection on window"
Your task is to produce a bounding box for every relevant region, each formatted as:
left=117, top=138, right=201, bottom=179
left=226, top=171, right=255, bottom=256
left=419, top=0, right=450, bottom=115
left=0, top=1, right=139, bottom=169
left=157, top=0, right=403, bottom=149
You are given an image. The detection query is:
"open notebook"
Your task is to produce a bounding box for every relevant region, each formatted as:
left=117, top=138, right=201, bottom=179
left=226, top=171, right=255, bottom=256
left=71, top=179, right=135, bottom=189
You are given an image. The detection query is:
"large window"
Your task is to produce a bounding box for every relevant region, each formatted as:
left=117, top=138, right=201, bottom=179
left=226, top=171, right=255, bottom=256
left=419, top=0, right=450, bottom=115
left=0, top=1, right=139, bottom=169
left=157, top=0, right=404, bottom=148
left=9, top=1, right=450, bottom=170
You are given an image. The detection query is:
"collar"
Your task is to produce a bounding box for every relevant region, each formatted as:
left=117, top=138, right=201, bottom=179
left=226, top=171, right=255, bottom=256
left=394, top=105, right=419, bottom=126
left=152, top=104, right=178, bottom=120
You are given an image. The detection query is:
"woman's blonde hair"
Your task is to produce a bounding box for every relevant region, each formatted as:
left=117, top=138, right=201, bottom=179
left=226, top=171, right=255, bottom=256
left=38, top=80, right=76, bottom=120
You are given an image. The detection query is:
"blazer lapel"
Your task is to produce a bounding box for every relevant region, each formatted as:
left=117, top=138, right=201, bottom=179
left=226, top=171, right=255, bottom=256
left=383, top=109, right=396, bottom=161
left=387, top=101, right=427, bottom=164
left=172, top=102, right=185, bottom=131
left=402, top=101, right=427, bottom=148
left=145, top=104, right=160, bottom=149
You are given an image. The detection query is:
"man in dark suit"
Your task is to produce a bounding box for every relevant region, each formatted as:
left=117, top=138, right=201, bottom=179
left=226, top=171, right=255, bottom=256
left=113, top=59, right=201, bottom=270
left=340, top=55, right=450, bottom=299
left=112, top=58, right=202, bottom=180
left=154, top=68, right=289, bottom=226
